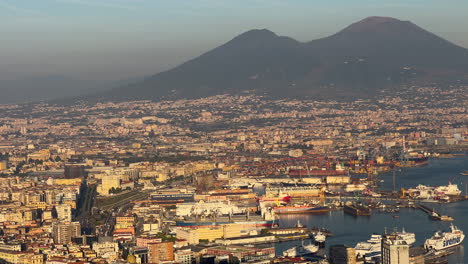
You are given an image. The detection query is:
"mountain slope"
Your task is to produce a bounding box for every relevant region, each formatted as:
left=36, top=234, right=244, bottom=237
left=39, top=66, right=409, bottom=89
left=107, top=29, right=318, bottom=100
left=298, top=16, right=468, bottom=95
left=102, top=17, right=468, bottom=101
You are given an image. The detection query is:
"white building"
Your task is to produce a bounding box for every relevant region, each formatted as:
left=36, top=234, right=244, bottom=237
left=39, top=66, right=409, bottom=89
left=174, top=249, right=194, bottom=264
left=56, top=204, right=72, bottom=222
left=381, top=234, right=409, bottom=264
left=92, top=241, right=119, bottom=260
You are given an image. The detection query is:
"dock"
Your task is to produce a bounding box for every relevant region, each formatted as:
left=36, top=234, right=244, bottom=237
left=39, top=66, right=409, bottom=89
left=416, top=204, right=454, bottom=221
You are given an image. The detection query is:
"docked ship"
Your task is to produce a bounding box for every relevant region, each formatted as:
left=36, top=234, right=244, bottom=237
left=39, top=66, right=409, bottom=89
left=176, top=207, right=278, bottom=228
left=355, top=234, right=382, bottom=257
left=424, top=224, right=465, bottom=251
left=344, top=203, right=371, bottom=216
left=273, top=204, right=330, bottom=214
left=396, top=156, right=429, bottom=167
left=407, top=183, right=462, bottom=201
left=434, top=183, right=462, bottom=196
left=355, top=229, right=416, bottom=257
left=283, top=242, right=319, bottom=257
left=265, top=184, right=324, bottom=198
left=344, top=184, right=367, bottom=192
left=175, top=214, right=278, bottom=228
left=397, top=228, right=417, bottom=245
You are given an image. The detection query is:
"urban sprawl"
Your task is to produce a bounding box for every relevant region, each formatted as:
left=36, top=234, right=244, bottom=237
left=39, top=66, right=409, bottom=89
left=0, top=86, right=467, bottom=264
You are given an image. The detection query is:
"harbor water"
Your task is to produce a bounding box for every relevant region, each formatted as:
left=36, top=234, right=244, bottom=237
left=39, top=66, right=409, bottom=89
left=277, top=155, right=468, bottom=263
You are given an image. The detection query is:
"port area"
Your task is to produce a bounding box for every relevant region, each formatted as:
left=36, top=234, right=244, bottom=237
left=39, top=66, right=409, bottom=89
left=425, top=246, right=460, bottom=264
left=416, top=204, right=455, bottom=221
left=286, top=192, right=465, bottom=220
left=214, top=227, right=333, bottom=245
left=290, top=190, right=468, bottom=207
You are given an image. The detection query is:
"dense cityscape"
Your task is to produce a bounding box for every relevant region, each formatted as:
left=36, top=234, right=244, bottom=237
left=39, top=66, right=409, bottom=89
left=0, top=85, right=466, bottom=264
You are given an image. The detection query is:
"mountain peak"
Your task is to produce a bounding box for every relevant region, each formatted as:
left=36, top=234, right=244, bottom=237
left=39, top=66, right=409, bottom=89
left=232, top=29, right=278, bottom=42
left=359, top=16, right=402, bottom=24
left=95, top=17, right=468, bottom=102
left=339, top=16, right=418, bottom=34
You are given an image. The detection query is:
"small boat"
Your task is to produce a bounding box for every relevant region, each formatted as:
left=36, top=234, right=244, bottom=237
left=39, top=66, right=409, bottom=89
left=392, top=215, right=400, bottom=218
left=314, top=231, right=326, bottom=243
left=440, top=215, right=454, bottom=221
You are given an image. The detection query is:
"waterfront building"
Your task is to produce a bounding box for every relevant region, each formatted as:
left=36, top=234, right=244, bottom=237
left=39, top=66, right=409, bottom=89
left=329, top=245, right=356, bottom=264
left=381, top=234, right=410, bottom=264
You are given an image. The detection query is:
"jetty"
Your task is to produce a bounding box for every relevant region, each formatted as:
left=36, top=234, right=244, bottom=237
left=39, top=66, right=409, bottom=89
left=416, top=204, right=454, bottom=221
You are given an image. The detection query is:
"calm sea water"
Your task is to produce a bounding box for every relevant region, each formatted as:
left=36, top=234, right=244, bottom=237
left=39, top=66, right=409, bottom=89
left=277, top=155, right=468, bottom=263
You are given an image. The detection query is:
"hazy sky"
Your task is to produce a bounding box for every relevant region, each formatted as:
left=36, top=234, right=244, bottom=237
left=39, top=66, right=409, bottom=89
left=1, top=0, right=468, bottom=83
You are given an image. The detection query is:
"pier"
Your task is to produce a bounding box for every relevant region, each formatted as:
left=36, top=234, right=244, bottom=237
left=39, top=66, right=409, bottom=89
left=416, top=204, right=454, bottom=221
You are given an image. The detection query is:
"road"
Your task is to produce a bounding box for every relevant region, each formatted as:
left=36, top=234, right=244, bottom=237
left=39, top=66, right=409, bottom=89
left=75, top=182, right=97, bottom=234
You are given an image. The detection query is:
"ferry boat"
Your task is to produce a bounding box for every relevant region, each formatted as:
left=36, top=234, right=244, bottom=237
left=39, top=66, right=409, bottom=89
left=355, top=229, right=416, bottom=257
left=434, top=183, right=462, bottom=196
left=397, top=228, right=416, bottom=245
left=424, top=224, right=465, bottom=251
left=283, top=242, right=319, bottom=257
left=176, top=209, right=278, bottom=228
left=273, top=204, right=330, bottom=214
left=175, top=216, right=278, bottom=228
left=408, top=183, right=461, bottom=200
left=355, top=234, right=382, bottom=257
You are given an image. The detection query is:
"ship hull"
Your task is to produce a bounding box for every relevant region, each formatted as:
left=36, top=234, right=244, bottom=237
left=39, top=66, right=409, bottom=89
left=344, top=205, right=371, bottom=216
left=425, top=234, right=465, bottom=251
left=274, top=206, right=330, bottom=214
left=175, top=219, right=278, bottom=228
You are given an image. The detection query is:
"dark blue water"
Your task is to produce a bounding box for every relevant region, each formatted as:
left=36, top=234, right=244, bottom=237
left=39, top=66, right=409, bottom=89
left=277, top=156, right=468, bottom=263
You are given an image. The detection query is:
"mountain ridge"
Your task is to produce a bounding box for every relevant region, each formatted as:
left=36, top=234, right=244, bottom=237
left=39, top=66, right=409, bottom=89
left=85, top=17, right=468, bottom=102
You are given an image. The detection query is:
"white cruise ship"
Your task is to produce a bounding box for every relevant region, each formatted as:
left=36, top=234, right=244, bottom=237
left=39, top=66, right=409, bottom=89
left=408, top=183, right=461, bottom=200
left=283, top=242, right=319, bottom=257
left=425, top=224, right=465, bottom=251
left=397, top=228, right=416, bottom=245
left=434, top=183, right=462, bottom=196
left=355, top=234, right=382, bottom=257
left=355, top=229, right=416, bottom=257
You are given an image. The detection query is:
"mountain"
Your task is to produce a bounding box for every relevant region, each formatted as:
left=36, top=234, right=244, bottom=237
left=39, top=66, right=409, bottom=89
left=301, top=17, right=468, bottom=95
left=91, top=17, right=468, bottom=101
left=106, top=29, right=318, bottom=100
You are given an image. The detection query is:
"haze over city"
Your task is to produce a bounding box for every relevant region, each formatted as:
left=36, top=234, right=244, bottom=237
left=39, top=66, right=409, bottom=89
left=1, top=0, right=468, bottom=84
